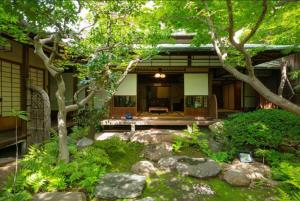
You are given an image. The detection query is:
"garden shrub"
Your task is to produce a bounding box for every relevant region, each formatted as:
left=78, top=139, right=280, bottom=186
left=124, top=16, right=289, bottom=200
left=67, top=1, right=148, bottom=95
left=223, top=109, right=300, bottom=155
left=0, top=130, right=111, bottom=201
left=94, top=136, right=144, bottom=172
left=173, top=124, right=229, bottom=162
left=69, top=126, right=89, bottom=141
left=222, top=109, right=300, bottom=200
left=94, top=136, right=128, bottom=156
left=272, top=162, right=300, bottom=201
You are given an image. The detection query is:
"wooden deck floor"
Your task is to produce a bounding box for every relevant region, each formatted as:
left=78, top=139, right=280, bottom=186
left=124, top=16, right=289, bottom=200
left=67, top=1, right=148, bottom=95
left=101, top=116, right=217, bottom=127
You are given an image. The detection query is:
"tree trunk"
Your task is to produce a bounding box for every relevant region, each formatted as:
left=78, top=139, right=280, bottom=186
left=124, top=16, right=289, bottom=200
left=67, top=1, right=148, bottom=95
left=55, top=75, right=69, bottom=162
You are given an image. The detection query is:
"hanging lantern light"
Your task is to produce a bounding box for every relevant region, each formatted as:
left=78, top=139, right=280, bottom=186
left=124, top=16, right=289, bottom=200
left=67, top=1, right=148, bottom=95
left=154, top=72, right=161, bottom=78
left=154, top=68, right=166, bottom=78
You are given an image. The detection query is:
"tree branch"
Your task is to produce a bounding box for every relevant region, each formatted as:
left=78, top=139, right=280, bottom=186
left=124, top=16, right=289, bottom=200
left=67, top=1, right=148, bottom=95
left=40, top=35, right=55, bottom=45
left=226, top=0, right=239, bottom=47
left=226, top=0, right=255, bottom=77
left=66, top=88, right=96, bottom=113
left=116, top=58, right=141, bottom=86
left=73, top=85, right=88, bottom=104
left=203, top=0, right=250, bottom=83
left=240, top=0, right=267, bottom=45
left=34, top=35, right=64, bottom=77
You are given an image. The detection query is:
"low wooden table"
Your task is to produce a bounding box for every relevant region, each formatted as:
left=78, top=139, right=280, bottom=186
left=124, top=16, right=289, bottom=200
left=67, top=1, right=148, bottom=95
left=149, top=107, right=169, bottom=113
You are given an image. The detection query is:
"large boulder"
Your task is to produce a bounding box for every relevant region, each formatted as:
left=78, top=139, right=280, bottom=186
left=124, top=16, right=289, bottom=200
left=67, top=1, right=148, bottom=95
left=223, top=169, right=251, bottom=187
left=222, top=159, right=272, bottom=187
left=176, top=157, right=221, bottom=178
left=32, top=192, right=86, bottom=201
left=143, top=142, right=173, bottom=161
left=131, top=160, right=157, bottom=176
left=76, top=137, right=93, bottom=148
left=95, top=173, right=146, bottom=199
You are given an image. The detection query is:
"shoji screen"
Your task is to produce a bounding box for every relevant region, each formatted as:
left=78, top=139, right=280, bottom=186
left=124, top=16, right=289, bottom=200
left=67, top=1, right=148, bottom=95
left=184, top=73, right=208, bottom=95
left=29, top=67, right=44, bottom=89
left=0, top=60, right=21, bottom=116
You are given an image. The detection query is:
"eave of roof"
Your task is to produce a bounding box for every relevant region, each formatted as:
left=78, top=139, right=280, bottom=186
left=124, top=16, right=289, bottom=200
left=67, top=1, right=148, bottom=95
left=157, top=43, right=297, bottom=52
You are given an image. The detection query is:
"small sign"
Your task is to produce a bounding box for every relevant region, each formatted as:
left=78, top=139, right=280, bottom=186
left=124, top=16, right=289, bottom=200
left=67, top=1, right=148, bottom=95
left=239, top=152, right=253, bottom=163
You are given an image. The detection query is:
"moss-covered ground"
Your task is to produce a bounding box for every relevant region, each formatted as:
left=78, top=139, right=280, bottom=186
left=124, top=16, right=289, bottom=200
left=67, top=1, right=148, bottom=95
left=142, top=172, right=277, bottom=201
left=104, top=143, right=278, bottom=201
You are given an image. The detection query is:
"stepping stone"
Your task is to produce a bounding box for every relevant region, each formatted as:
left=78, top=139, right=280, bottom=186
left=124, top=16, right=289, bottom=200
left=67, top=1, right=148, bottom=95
left=95, top=173, right=146, bottom=199
left=32, top=192, right=86, bottom=201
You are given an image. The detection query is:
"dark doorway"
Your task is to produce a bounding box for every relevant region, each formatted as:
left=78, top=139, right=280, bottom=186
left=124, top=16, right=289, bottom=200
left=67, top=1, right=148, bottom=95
left=137, top=74, right=184, bottom=113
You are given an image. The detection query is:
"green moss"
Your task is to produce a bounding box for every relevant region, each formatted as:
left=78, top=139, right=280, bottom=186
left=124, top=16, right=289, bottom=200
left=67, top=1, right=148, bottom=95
left=107, top=142, right=144, bottom=172
left=175, top=146, right=206, bottom=158
left=142, top=172, right=278, bottom=201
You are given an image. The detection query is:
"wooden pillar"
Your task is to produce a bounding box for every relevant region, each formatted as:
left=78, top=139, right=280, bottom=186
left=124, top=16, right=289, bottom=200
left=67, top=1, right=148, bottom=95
left=22, top=45, right=29, bottom=141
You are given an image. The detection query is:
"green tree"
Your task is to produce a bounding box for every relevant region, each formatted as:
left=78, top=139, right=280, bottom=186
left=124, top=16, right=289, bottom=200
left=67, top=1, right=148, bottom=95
left=154, top=0, right=300, bottom=115
left=0, top=0, right=161, bottom=162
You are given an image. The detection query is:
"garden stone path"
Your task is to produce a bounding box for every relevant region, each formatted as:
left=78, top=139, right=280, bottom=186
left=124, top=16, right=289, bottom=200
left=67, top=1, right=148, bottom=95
left=32, top=192, right=86, bottom=201
left=95, top=173, right=146, bottom=199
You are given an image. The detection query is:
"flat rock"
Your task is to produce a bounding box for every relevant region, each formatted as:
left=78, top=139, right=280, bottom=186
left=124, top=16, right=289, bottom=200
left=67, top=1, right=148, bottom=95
left=176, top=157, right=221, bottom=178
left=76, top=137, right=93, bottom=148
left=32, top=192, right=86, bottom=201
left=158, top=156, right=221, bottom=178
left=130, top=129, right=185, bottom=144
left=94, top=132, right=130, bottom=141
left=131, top=160, right=157, bottom=176
left=95, top=173, right=146, bottom=199
left=143, top=142, right=173, bottom=161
